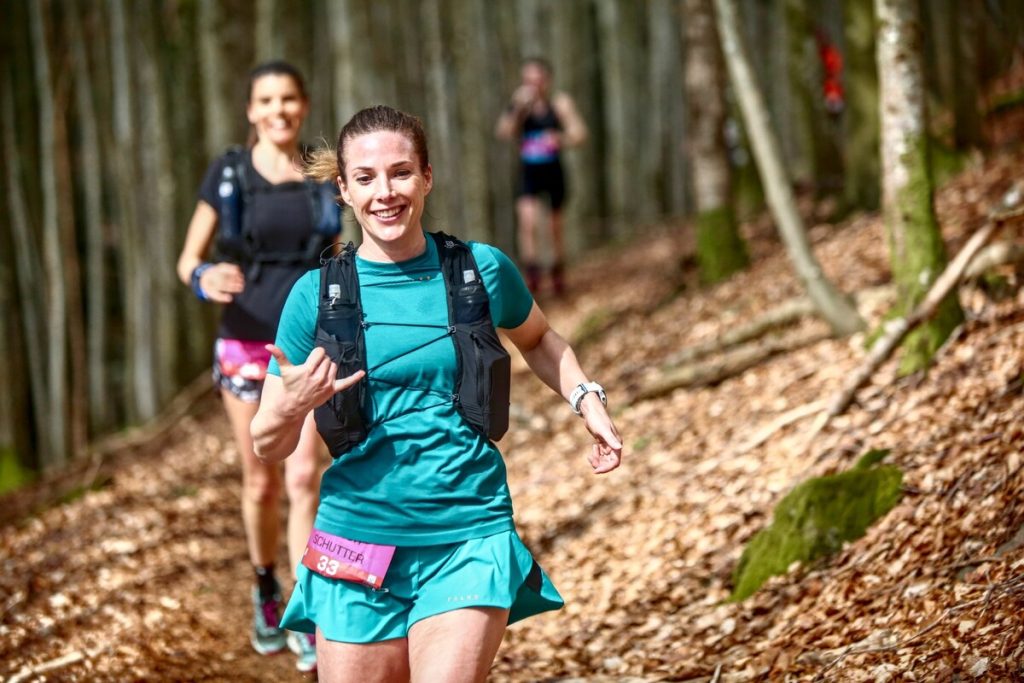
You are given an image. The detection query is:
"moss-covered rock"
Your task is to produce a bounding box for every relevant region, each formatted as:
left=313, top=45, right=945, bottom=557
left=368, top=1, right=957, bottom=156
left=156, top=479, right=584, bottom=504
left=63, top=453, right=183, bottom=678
left=730, top=449, right=902, bottom=601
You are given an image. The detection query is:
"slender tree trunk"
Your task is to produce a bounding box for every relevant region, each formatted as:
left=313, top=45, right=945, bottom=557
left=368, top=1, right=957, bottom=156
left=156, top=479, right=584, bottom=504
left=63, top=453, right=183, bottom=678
left=449, top=0, right=491, bottom=243
left=484, top=0, right=520, bottom=256
left=51, top=20, right=89, bottom=458
left=136, top=0, right=178, bottom=406
left=29, top=0, right=68, bottom=467
left=1, top=78, right=49, bottom=468
left=327, top=0, right=356, bottom=125
left=715, top=0, right=864, bottom=334
left=842, top=0, right=881, bottom=210
left=951, top=0, right=983, bottom=149
left=254, top=0, right=283, bottom=63
left=421, top=0, right=464, bottom=234
left=110, top=0, right=157, bottom=422
left=649, top=0, right=688, bottom=217
left=595, top=0, right=646, bottom=234
left=197, top=0, right=233, bottom=156
left=876, top=0, right=963, bottom=374
left=685, top=0, right=750, bottom=283
left=67, top=0, right=111, bottom=432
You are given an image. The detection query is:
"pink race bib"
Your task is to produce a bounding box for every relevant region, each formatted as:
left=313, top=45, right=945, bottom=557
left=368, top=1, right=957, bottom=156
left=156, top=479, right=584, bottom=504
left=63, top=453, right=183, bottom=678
left=301, top=529, right=396, bottom=590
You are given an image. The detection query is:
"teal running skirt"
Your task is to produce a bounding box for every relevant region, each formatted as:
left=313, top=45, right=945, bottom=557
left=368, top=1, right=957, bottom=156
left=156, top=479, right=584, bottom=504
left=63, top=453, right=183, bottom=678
left=281, top=529, right=563, bottom=643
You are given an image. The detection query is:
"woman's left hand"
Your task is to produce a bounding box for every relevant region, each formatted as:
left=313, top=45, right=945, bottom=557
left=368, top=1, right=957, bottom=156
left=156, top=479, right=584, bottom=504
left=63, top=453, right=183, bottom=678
left=580, top=395, right=623, bottom=474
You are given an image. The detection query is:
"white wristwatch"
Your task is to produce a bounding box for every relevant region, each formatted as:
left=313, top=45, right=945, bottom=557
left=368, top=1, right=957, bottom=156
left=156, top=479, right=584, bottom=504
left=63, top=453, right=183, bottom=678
left=569, top=382, right=607, bottom=416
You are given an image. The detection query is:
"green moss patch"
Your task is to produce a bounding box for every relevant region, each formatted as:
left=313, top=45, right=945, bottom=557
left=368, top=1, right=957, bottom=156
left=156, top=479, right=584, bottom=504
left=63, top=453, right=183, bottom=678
left=695, top=206, right=749, bottom=284
left=730, top=449, right=902, bottom=601
left=0, top=446, right=34, bottom=496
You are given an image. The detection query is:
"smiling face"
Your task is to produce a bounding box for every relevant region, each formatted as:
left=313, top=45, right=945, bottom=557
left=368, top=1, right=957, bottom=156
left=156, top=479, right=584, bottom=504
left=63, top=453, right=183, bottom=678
left=521, top=61, right=551, bottom=99
left=246, top=74, right=308, bottom=147
left=338, top=130, right=432, bottom=262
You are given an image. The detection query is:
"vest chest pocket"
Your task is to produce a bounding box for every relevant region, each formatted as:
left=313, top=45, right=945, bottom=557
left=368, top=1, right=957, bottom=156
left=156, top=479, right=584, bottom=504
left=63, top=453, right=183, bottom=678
left=313, top=322, right=367, bottom=455
left=454, top=283, right=490, bottom=324
left=463, top=324, right=511, bottom=440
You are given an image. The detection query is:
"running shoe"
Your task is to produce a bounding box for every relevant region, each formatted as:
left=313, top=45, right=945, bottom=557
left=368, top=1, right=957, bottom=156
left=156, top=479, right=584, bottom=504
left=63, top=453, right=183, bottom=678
left=287, top=631, right=317, bottom=672
left=250, top=585, right=287, bottom=655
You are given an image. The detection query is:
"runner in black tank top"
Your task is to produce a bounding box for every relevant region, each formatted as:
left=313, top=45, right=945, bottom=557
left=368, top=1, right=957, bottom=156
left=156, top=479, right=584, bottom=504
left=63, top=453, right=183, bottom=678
left=496, top=57, right=588, bottom=296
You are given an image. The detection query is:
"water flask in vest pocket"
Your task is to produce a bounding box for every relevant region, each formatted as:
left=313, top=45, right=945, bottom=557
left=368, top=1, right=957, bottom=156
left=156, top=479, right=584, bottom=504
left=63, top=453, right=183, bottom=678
left=319, top=294, right=361, bottom=341
left=454, top=282, right=490, bottom=324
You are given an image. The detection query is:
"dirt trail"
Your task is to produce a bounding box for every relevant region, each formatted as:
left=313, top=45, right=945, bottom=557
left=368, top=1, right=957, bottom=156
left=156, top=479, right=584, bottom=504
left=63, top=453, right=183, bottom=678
left=2, top=152, right=1023, bottom=682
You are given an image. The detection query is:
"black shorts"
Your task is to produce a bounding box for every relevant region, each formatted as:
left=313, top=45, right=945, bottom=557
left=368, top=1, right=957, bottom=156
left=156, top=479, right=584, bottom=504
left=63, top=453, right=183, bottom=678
left=518, top=160, right=566, bottom=210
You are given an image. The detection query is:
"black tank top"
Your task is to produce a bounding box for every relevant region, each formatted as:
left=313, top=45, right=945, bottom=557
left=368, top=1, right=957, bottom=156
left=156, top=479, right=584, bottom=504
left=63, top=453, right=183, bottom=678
left=519, top=104, right=563, bottom=164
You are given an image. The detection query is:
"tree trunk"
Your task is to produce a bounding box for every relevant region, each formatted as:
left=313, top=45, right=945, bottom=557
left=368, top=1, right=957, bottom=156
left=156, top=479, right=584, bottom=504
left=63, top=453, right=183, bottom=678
left=1, top=78, right=49, bottom=469
left=875, top=0, right=963, bottom=374
left=197, top=0, right=234, bottom=156
left=595, top=0, right=645, bottom=235
left=842, top=0, right=881, bottom=210
left=29, top=0, right=69, bottom=468
left=135, top=0, right=179, bottom=406
left=421, top=0, right=464, bottom=235
left=550, top=0, right=603, bottom=253
left=485, top=0, right=520, bottom=257
left=254, top=0, right=283, bottom=63
left=714, top=0, right=863, bottom=335
left=449, top=0, right=491, bottom=243
left=67, top=0, right=111, bottom=432
left=110, top=0, right=157, bottom=422
left=951, top=0, right=983, bottom=149
left=684, top=0, right=749, bottom=283
left=649, top=0, right=688, bottom=217
left=327, top=0, right=360, bottom=129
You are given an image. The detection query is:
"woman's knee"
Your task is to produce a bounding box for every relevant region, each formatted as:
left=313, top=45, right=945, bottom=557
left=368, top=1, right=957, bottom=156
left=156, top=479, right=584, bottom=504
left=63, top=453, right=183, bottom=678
left=243, top=461, right=283, bottom=505
left=285, top=452, right=323, bottom=499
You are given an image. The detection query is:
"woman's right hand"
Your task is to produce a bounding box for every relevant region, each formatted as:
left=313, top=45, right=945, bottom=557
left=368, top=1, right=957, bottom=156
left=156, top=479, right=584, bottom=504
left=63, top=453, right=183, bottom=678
left=199, top=262, right=246, bottom=303
left=266, top=344, right=365, bottom=418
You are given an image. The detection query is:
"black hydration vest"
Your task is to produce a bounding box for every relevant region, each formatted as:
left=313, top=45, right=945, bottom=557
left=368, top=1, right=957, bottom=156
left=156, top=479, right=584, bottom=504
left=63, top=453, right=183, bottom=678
left=215, top=146, right=341, bottom=274
left=313, top=232, right=512, bottom=457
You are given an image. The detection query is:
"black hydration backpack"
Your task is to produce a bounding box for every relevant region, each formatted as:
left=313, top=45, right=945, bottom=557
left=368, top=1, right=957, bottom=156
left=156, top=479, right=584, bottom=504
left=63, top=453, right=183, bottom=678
left=313, top=231, right=512, bottom=457
left=215, top=146, right=341, bottom=274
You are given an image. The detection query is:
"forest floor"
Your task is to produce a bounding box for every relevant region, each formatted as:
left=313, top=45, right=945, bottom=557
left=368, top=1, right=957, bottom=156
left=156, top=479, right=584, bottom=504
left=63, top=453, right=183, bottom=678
left=2, top=150, right=1024, bottom=682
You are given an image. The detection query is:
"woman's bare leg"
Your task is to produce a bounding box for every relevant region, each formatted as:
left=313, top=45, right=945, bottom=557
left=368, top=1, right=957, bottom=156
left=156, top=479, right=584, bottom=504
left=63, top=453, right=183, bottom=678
left=283, top=412, right=328, bottom=576
left=222, top=390, right=281, bottom=565
left=316, top=631, right=410, bottom=683
left=408, top=608, right=509, bottom=683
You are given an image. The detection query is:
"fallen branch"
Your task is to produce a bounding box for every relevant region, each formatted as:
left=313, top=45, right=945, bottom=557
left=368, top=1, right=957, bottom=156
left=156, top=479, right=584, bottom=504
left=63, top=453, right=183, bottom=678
left=811, top=572, right=1024, bottom=681
left=635, top=327, right=830, bottom=402
left=662, top=285, right=894, bottom=371
left=964, top=240, right=1024, bottom=279
left=662, top=297, right=816, bottom=368
left=824, top=197, right=1024, bottom=420
left=734, top=400, right=826, bottom=453
left=9, top=651, right=87, bottom=683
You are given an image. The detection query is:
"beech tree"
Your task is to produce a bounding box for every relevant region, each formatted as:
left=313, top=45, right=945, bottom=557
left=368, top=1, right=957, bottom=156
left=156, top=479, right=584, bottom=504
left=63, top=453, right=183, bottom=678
left=714, top=0, right=863, bottom=334
left=683, top=0, right=749, bottom=283
left=875, top=0, right=963, bottom=373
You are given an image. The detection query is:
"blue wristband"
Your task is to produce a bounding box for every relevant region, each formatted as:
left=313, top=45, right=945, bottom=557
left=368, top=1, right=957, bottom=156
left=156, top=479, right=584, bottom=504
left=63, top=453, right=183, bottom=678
left=191, top=262, right=214, bottom=301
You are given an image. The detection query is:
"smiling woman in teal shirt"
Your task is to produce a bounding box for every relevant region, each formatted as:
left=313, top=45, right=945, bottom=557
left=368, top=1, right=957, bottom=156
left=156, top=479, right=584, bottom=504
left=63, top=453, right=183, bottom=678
left=251, top=105, right=622, bottom=683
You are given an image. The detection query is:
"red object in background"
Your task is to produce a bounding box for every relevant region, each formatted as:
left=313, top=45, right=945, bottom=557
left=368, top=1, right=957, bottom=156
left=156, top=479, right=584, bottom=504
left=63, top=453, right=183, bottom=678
left=816, top=30, right=845, bottom=116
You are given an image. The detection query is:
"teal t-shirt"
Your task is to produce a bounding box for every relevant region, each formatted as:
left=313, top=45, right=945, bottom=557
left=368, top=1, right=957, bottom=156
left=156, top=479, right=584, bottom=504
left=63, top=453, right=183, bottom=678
left=269, top=234, right=534, bottom=546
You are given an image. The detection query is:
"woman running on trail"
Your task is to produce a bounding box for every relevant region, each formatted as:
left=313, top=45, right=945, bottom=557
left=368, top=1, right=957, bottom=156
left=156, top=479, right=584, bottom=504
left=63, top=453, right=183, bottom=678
left=495, top=57, right=587, bottom=296
left=176, top=61, right=339, bottom=673
left=251, top=105, right=623, bottom=683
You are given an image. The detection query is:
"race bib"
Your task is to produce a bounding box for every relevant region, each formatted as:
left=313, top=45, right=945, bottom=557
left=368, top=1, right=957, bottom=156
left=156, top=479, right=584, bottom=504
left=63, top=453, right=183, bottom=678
left=301, top=529, right=396, bottom=590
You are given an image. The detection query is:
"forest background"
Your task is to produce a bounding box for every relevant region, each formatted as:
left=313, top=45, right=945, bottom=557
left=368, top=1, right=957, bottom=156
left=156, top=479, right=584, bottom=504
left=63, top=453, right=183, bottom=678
left=1, top=0, right=1023, bottom=480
